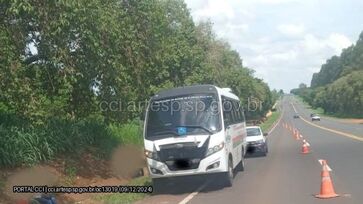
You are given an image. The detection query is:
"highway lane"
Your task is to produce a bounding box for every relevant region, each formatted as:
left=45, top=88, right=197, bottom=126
left=137, top=96, right=362, bottom=204
left=290, top=96, right=363, bottom=137
left=287, top=97, right=363, bottom=204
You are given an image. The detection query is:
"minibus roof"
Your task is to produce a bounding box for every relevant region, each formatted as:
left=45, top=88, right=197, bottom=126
left=151, top=85, right=239, bottom=101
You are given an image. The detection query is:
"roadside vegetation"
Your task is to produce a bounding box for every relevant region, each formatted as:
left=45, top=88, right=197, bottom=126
left=0, top=177, right=4, bottom=192
left=96, top=176, right=152, bottom=204
left=291, top=32, right=363, bottom=118
left=0, top=0, right=278, bottom=168
left=0, top=2, right=283, bottom=203
left=295, top=96, right=325, bottom=115
left=0, top=116, right=141, bottom=167
left=260, top=109, right=281, bottom=133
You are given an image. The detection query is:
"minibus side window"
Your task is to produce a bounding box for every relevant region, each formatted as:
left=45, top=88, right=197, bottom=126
left=230, top=100, right=238, bottom=124
left=223, top=97, right=243, bottom=126
left=239, top=104, right=245, bottom=123
left=222, top=97, right=233, bottom=127
left=233, top=100, right=242, bottom=123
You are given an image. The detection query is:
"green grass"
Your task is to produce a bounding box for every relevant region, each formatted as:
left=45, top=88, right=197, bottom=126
left=62, top=161, right=78, bottom=185
left=296, top=96, right=324, bottom=114
left=0, top=178, right=5, bottom=192
left=260, top=111, right=281, bottom=133
left=0, top=111, right=144, bottom=168
left=96, top=176, right=152, bottom=204
left=108, top=122, right=143, bottom=146
left=294, top=96, right=314, bottom=109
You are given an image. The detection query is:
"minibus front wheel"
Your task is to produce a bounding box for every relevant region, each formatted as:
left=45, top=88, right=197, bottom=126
left=223, top=158, right=233, bottom=187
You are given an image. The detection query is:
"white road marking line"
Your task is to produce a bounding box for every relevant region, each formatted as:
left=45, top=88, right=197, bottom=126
left=268, top=108, right=284, bottom=135
left=178, top=182, right=209, bottom=204
left=318, top=160, right=332, bottom=171
left=178, top=104, right=285, bottom=204
left=177, top=103, right=284, bottom=204
left=291, top=102, right=298, bottom=113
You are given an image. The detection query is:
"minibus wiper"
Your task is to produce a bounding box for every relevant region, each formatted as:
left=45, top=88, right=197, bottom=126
left=151, top=130, right=179, bottom=137
left=178, top=125, right=213, bottom=135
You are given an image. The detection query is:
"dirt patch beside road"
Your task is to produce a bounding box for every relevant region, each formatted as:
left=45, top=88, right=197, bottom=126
left=2, top=165, right=59, bottom=203
left=0, top=145, right=146, bottom=204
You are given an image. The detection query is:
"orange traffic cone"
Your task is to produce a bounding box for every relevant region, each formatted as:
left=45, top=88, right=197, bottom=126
left=315, top=160, right=339, bottom=199
left=301, top=140, right=310, bottom=154
left=294, top=130, right=300, bottom=140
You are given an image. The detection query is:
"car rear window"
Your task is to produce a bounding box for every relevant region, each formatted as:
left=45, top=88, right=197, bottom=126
left=246, top=128, right=261, bottom=136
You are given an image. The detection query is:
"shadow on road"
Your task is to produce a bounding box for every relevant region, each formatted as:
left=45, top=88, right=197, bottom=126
left=152, top=174, right=222, bottom=195
left=245, top=151, right=267, bottom=158
left=152, top=169, right=247, bottom=195
left=152, top=151, right=269, bottom=196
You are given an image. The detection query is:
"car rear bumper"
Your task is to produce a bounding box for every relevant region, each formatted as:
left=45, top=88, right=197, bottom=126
left=247, top=142, right=266, bottom=152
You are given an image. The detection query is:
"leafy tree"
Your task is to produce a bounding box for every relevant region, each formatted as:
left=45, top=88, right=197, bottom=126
left=0, top=0, right=278, bottom=167
left=299, top=83, right=307, bottom=89
left=294, top=31, right=363, bottom=117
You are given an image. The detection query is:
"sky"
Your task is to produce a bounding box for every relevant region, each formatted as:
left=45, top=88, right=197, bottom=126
left=184, top=0, right=363, bottom=92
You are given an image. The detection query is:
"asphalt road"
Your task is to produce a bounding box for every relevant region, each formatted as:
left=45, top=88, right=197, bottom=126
left=137, top=96, right=363, bottom=204
left=291, top=97, right=363, bottom=137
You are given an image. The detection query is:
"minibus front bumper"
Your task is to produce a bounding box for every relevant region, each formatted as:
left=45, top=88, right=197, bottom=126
left=146, top=150, right=228, bottom=178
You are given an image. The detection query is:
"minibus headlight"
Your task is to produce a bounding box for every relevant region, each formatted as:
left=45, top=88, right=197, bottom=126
left=145, top=150, right=159, bottom=161
left=206, top=142, right=224, bottom=157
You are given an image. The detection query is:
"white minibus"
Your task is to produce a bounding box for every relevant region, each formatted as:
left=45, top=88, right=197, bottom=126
left=143, top=85, right=247, bottom=187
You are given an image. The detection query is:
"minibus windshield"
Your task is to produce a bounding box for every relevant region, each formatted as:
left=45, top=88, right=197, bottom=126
left=146, top=94, right=221, bottom=140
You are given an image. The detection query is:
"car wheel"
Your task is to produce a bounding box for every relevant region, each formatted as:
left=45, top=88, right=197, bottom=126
left=223, top=158, right=234, bottom=187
